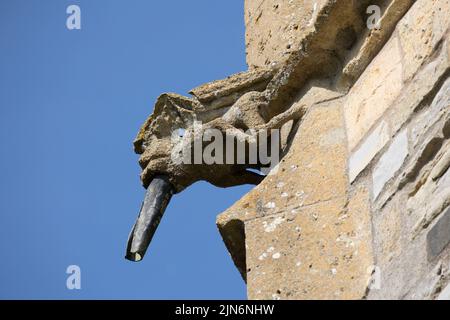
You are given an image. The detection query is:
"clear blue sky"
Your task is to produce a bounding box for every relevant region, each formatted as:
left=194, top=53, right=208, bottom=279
left=0, top=0, right=252, bottom=299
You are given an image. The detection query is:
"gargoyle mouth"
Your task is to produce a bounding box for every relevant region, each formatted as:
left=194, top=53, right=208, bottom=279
left=125, top=175, right=174, bottom=262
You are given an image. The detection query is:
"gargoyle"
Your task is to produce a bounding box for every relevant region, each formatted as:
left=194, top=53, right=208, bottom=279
left=125, top=67, right=307, bottom=261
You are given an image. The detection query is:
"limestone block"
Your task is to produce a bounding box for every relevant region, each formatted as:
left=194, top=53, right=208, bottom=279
left=133, top=0, right=450, bottom=300
left=349, top=121, right=390, bottom=183
left=397, top=0, right=450, bottom=81
left=410, top=78, right=450, bottom=149
left=219, top=97, right=348, bottom=221
left=244, top=0, right=330, bottom=68
left=344, top=35, right=403, bottom=151
left=189, top=67, right=275, bottom=109
left=217, top=95, right=349, bottom=283
left=405, top=110, right=450, bottom=237
left=372, top=129, right=409, bottom=199
left=372, top=196, right=404, bottom=267
left=386, top=34, right=450, bottom=140
left=246, top=192, right=372, bottom=300
left=341, top=0, right=414, bottom=86
left=409, top=158, right=450, bottom=238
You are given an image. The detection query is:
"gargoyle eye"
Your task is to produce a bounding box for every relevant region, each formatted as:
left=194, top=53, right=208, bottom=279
left=177, top=128, right=185, bottom=137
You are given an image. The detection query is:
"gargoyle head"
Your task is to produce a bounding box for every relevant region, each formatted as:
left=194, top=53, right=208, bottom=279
left=133, top=93, right=268, bottom=193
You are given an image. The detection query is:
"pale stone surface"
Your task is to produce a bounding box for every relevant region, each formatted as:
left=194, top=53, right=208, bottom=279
left=372, top=195, right=404, bottom=267
left=219, top=95, right=348, bottom=218
left=341, top=0, right=414, bottom=86
left=397, top=0, right=450, bottom=81
left=405, top=110, right=450, bottom=237
left=246, top=195, right=372, bottom=299
left=219, top=0, right=447, bottom=300
left=349, top=121, right=390, bottom=183
left=245, top=0, right=329, bottom=68
left=372, top=130, right=409, bottom=199
left=385, top=33, right=450, bottom=142
left=344, top=35, right=403, bottom=151
left=410, top=79, right=450, bottom=149
left=371, top=188, right=433, bottom=298
left=367, top=69, right=450, bottom=299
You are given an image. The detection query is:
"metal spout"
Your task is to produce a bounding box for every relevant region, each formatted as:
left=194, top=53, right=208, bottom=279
left=125, top=175, right=174, bottom=262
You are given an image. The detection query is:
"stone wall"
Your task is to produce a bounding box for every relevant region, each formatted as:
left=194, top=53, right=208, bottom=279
left=244, top=0, right=329, bottom=68
left=217, top=0, right=450, bottom=299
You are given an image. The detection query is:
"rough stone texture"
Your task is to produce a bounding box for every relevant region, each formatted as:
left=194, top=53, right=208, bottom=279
left=397, top=0, right=450, bottom=82
left=244, top=0, right=329, bottom=68
left=132, top=0, right=450, bottom=299
left=341, top=0, right=414, bottom=86
left=363, top=0, right=450, bottom=297
left=189, top=67, right=276, bottom=110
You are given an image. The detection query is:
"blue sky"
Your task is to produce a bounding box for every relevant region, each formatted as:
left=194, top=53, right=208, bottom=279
left=0, top=0, right=251, bottom=299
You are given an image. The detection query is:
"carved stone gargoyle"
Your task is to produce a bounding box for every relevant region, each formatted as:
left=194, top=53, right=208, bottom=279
left=125, top=67, right=307, bottom=261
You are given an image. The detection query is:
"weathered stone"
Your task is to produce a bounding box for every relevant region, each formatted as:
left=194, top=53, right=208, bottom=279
left=407, top=115, right=450, bottom=237
left=372, top=130, right=409, bottom=199
left=374, top=196, right=404, bottom=266
left=246, top=194, right=372, bottom=300
left=341, top=0, right=414, bottom=87
left=397, top=0, right=450, bottom=81
left=427, top=207, right=450, bottom=259
left=349, top=121, right=390, bottom=183
left=410, top=79, right=450, bottom=150
left=344, top=35, right=403, bottom=151
left=409, top=165, right=450, bottom=239
left=431, top=147, right=450, bottom=181
left=385, top=34, right=450, bottom=141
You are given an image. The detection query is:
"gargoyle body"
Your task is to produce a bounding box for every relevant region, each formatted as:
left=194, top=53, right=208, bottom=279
left=125, top=66, right=307, bottom=261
